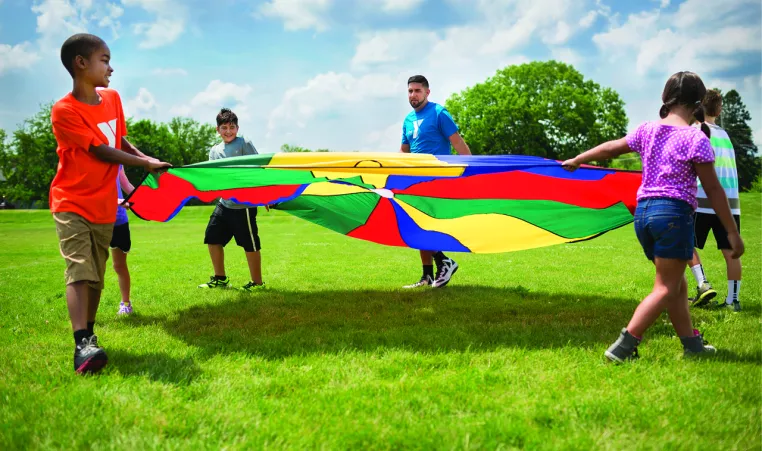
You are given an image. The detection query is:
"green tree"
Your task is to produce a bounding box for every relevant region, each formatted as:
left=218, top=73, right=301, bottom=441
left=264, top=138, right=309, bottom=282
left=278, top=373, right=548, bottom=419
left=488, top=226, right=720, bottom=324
left=281, top=144, right=330, bottom=152
left=0, top=103, right=58, bottom=206
left=445, top=61, right=628, bottom=161
left=716, top=89, right=761, bottom=192
left=124, top=117, right=217, bottom=185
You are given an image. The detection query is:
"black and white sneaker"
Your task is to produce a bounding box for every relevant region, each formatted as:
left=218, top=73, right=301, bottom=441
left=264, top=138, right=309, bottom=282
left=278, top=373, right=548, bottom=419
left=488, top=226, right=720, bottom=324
left=403, top=275, right=434, bottom=289
left=432, top=258, right=458, bottom=288
left=74, top=335, right=107, bottom=374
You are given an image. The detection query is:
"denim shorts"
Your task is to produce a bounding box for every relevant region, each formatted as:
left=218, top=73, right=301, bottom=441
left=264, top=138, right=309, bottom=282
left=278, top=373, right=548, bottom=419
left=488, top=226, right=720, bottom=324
left=634, top=197, right=694, bottom=261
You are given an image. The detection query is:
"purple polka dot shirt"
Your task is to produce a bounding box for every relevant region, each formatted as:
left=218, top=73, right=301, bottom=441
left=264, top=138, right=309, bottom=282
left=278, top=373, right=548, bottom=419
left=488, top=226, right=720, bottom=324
left=626, top=122, right=714, bottom=210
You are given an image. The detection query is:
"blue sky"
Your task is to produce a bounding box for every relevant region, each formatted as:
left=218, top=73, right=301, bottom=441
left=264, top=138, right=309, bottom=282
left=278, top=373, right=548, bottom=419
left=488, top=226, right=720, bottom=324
left=1, top=0, right=760, bottom=153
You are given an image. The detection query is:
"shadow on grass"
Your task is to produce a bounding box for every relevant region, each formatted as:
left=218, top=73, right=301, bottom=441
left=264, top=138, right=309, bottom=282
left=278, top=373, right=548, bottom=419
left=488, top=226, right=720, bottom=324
left=122, top=285, right=761, bottom=363
left=106, top=349, right=201, bottom=384
left=123, top=285, right=632, bottom=358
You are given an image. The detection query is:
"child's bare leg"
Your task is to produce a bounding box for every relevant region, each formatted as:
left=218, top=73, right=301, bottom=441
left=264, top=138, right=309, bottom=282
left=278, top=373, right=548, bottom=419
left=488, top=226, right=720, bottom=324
left=66, top=281, right=89, bottom=331
left=665, top=275, right=693, bottom=337
left=627, top=257, right=691, bottom=337
left=245, top=251, right=262, bottom=284
left=88, top=285, right=101, bottom=323
left=208, top=244, right=226, bottom=276
left=112, top=248, right=130, bottom=304
left=721, top=249, right=742, bottom=281
left=419, top=250, right=433, bottom=266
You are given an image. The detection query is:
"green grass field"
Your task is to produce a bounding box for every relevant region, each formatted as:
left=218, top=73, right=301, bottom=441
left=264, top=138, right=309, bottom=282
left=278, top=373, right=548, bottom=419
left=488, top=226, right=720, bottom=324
left=1, top=195, right=760, bottom=450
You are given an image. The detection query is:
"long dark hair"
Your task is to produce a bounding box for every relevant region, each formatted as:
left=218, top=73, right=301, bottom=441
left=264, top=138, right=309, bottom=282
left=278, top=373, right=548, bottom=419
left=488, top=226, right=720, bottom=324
left=659, top=71, right=710, bottom=138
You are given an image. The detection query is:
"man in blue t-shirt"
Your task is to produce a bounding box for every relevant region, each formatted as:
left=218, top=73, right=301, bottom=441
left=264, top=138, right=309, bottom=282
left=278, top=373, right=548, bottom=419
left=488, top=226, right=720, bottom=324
left=401, top=75, right=471, bottom=289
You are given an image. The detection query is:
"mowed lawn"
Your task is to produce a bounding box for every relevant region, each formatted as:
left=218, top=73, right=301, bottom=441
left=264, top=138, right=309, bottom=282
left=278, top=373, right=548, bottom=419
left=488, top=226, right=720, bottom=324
left=0, top=194, right=759, bottom=450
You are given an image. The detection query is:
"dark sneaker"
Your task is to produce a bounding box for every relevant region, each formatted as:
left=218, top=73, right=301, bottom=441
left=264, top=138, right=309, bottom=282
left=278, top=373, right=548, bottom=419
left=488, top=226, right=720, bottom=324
left=604, top=328, right=641, bottom=363
left=682, top=332, right=718, bottom=358
left=240, top=281, right=266, bottom=291
left=723, top=300, right=742, bottom=312
left=690, top=282, right=717, bottom=308
left=74, top=336, right=108, bottom=374
left=198, top=276, right=230, bottom=289
left=432, top=258, right=459, bottom=288
left=403, top=275, right=433, bottom=289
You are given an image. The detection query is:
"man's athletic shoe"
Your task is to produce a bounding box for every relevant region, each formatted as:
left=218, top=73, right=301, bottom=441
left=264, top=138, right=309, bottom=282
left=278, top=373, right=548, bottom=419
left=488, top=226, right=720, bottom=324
left=198, top=276, right=230, bottom=288
left=74, top=335, right=107, bottom=374
left=689, top=282, right=717, bottom=308
left=432, top=258, right=458, bottom=288
left=117, top=301, right=133, bottom=315
left=241, top=281, right=266, bottom=291
left=403, top=275, right=433, bottom=289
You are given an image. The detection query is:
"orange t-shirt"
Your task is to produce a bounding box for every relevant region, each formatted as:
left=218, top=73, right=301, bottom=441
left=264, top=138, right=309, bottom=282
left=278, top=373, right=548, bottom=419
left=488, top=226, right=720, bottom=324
left=49, top=88, right=128, bottom=224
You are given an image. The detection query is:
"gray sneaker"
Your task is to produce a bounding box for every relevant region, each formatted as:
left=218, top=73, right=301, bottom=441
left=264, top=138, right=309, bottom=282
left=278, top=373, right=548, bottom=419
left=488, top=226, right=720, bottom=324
left=681, top=333, right=718, bottom=358
left=604, top=328, right=641, bottom=363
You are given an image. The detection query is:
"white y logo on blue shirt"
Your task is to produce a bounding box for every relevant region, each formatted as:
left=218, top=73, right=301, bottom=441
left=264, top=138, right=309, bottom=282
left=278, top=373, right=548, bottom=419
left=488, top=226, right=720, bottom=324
left=413, top=119, right=424, bottom=139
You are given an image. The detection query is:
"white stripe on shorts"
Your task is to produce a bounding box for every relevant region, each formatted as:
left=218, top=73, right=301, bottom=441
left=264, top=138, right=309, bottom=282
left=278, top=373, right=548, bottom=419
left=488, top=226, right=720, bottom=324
left=245, top=208, right=256, bottom=251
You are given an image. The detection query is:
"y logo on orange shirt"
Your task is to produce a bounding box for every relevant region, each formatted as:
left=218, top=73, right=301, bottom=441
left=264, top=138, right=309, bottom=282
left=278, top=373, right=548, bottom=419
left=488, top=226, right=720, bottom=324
left=97, top=119, right=118, bottom=147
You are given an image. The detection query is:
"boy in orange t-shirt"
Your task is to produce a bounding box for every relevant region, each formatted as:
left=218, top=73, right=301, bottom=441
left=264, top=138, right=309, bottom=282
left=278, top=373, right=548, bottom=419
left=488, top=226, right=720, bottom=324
left=51, top=33, right=170, bottom=374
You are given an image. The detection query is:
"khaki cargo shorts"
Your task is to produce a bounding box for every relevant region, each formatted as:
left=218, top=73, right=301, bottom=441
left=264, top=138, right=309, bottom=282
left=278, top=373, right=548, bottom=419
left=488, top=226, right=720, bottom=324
left=53, top=212, right=114, bottom=290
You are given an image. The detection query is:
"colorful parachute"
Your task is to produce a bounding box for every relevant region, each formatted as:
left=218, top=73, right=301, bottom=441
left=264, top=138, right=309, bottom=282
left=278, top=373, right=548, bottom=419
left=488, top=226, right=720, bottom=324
left=127, top=153, right=642, bottom=253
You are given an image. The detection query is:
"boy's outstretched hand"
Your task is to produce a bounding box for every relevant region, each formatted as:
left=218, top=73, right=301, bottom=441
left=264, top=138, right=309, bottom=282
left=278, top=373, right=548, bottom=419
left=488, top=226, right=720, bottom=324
left=561, top=158, right=580, bottom=171
left=144, top=158, right=172, bottom=173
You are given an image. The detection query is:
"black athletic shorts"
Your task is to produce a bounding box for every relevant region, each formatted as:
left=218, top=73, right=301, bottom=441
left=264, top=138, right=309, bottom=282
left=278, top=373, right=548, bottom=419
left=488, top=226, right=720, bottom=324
left=694, top=212, right=740, bottom=250
left=110, top=223, right=131, bottom=253
left=204, top=204, right=261, bottom=252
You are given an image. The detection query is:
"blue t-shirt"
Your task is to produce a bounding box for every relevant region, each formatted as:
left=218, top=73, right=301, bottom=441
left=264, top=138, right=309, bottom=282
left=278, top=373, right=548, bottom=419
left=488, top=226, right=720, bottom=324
left=209, top=136, right=259, bottom=209
left=401, top=101, right=459, bottom=155
left=115, top=165, right=128, bottom=226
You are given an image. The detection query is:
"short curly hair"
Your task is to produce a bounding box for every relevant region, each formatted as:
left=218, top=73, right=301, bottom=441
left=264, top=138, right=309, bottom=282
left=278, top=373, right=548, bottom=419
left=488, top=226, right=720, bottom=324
left=60, top=33, right=107, bottom=78
left=216, top=108, right=238, bottom=127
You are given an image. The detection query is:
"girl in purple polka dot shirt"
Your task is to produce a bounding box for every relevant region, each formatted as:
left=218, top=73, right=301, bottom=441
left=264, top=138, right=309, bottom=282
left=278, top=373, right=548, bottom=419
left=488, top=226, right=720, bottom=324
left=562, top=71, right=745, bottom=362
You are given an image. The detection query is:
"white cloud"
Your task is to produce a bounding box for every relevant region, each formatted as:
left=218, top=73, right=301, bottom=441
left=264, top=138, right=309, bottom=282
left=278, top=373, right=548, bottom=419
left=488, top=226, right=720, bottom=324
left=94, top=3, right=124, bottom=38
left=579, top=10, right=598, bottom=29
left=373, top=0, right=425, bottom=13
left=267, top=0, right=596, bottom=151
left=659, top=0, right=670, bottom=8
left=0, top=42, right=41, bottom=75
left=189, top=80, right=253, bottom=107
left=590, top=0, right=761, bottom=151
left=351, top=30, right=438, bottom=69
left=551, top=47, right=582, bottom=67
left=255, top=0, right=760, bottom=154
left=32, top=0, right=88, bottom=50
left=124, top=87, right=158, bottom=119
left=170, top=80, right=255, bottom=126
left=260, top=0, right=332, bottom=32
left=592, top=11, right=660, bottom=54
left=267, top=71, right=401, bottom=134
left=152, top=67, right=188, bottom=76
left=121, top=0, right=186, bottom=48
left=31, top=0, right=123, bottom=52
left=594, top=4, right=762, bottom=76
left=364, top=121, right=403, bottom=152
left=673, top=0, right=758, bottom=29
